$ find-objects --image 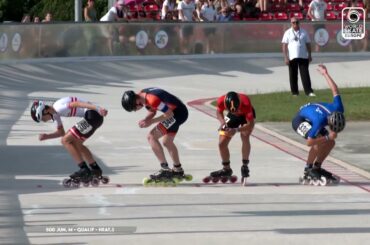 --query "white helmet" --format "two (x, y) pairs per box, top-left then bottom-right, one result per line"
(30, 100), (46, 122)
